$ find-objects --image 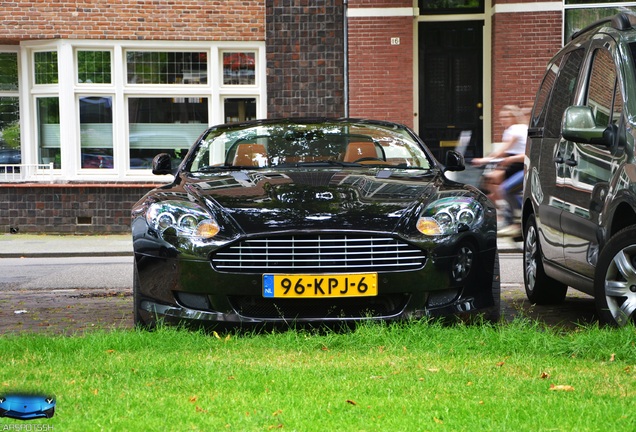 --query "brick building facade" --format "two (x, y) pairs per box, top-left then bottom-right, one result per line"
(347, 7), (414, 127)
(0, 0), (626, 233)
(491, 3), (562, 141)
